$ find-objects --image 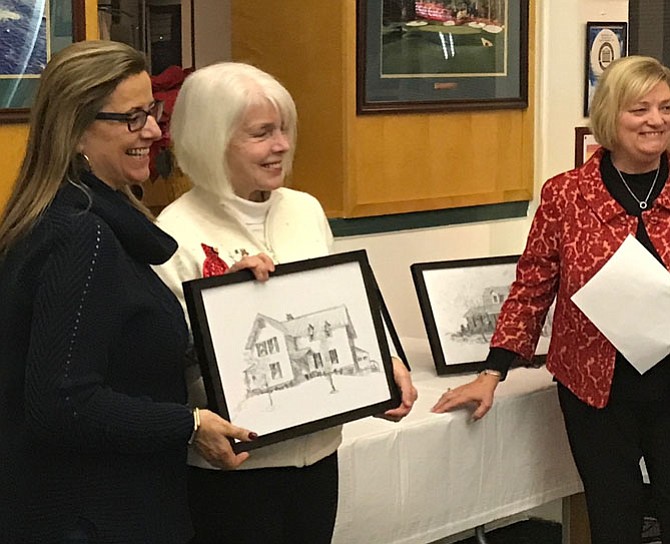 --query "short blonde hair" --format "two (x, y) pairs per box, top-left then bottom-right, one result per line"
(170, 62), (297, 198)
(590, 55), (670, 150)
